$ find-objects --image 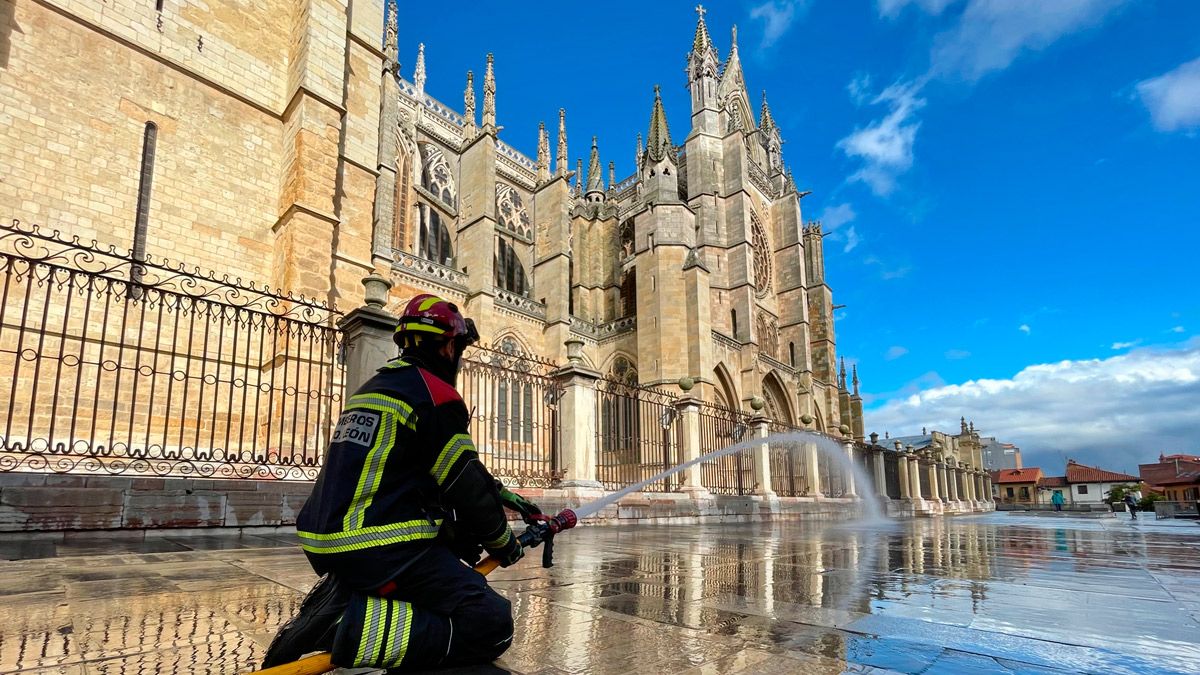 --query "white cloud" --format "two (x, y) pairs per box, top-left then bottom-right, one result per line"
(818, 203), (857, 230)
(1018, 324), (1031, 334)
(843, 226), (861, 253)
(1172, 326), (1186, 334)
(945, 349), (971, 360)
(878, 0), (958, 19)
(837, 80), (926, 196)
(750, 1), (806, 49)
(1111, 340), (1142, 350)
(930, 0), (1130, 82)
(1135, 55), (1200, 133)
(847, 73), (874, 106)
(866, 340), (1200, 471)
(886, 345), (909, 360)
